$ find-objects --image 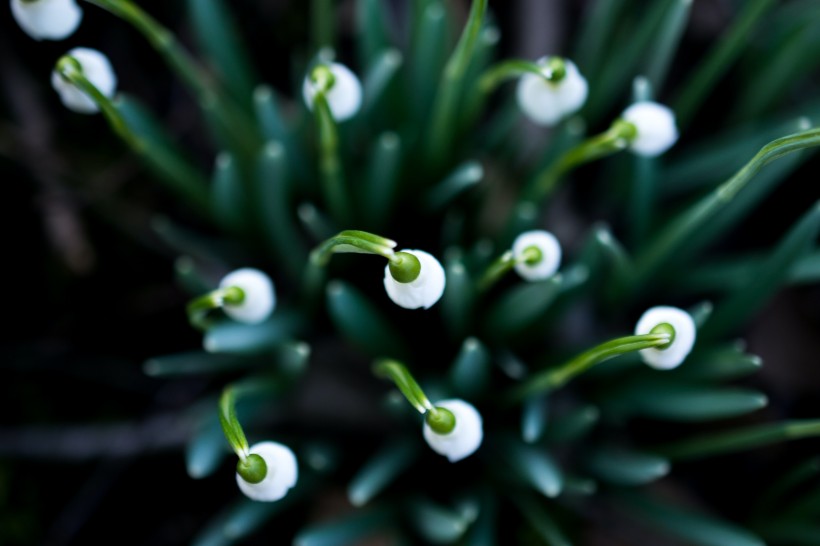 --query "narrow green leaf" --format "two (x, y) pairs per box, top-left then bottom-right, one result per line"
(114, 94), (211, 213)
(643, 0), (692, 92)
(410, 498), (471, 544)
(256, 141), (307, 281)
(702, 201), (820, 340)
(187, 0), (256, 107)
(587, 447), (670, 486)
(361, 49), (403, 118)
(295, 508), (392, 546)
(513, 494), (571, 546)
(410, 2), (449, 120)
(348, 440), (418, 507)
(174, 255), (212, 296)
(297, 203), (337, 242)
(666, 342), (762, 382)
(621, 492), (766, 546)
(450, 337), (491, 398)
(441, 248), (475, 341)
(151, 216), (227, 264)
(363, 132), (402, 229)
(186, 414), (228, 480)
(609, 385), (768, 422)
(203, 310), (304, 355)
(326, 281), (409, 359)
(684, 249), (820, 294)
(311, 0), (335, 52)
(425, 161), (483, 212)
(254, 86), (310, 181)
(672, 0), (777, 128)
(573, 0), (629, 81)
(504, 441), (564, 498)
(143, 351), (251, 377)
(484, 275), (563, 341)
(356, 0), (391, 69)
(211, 153), (247, 234)
(545, 406), (600, 444)
(754, 457), (820, 517)
(521, 394), (548, 444)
